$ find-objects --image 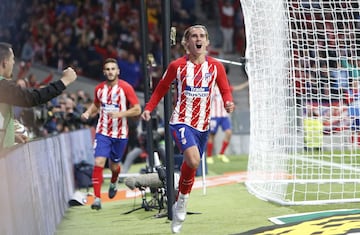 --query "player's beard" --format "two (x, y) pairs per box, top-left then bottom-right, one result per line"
(106, 75), (118, 83)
